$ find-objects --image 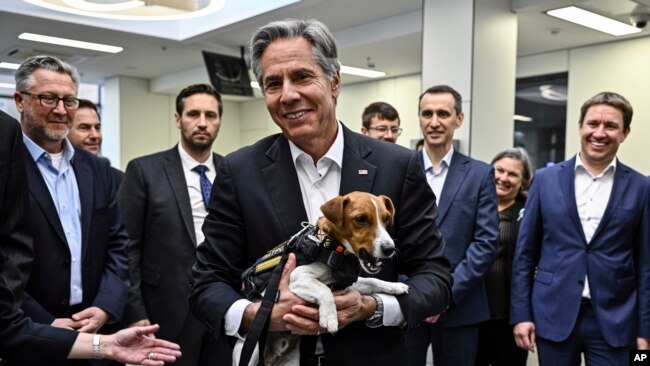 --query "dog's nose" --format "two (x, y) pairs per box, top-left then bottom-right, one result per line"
(380, 243), (395, 257)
